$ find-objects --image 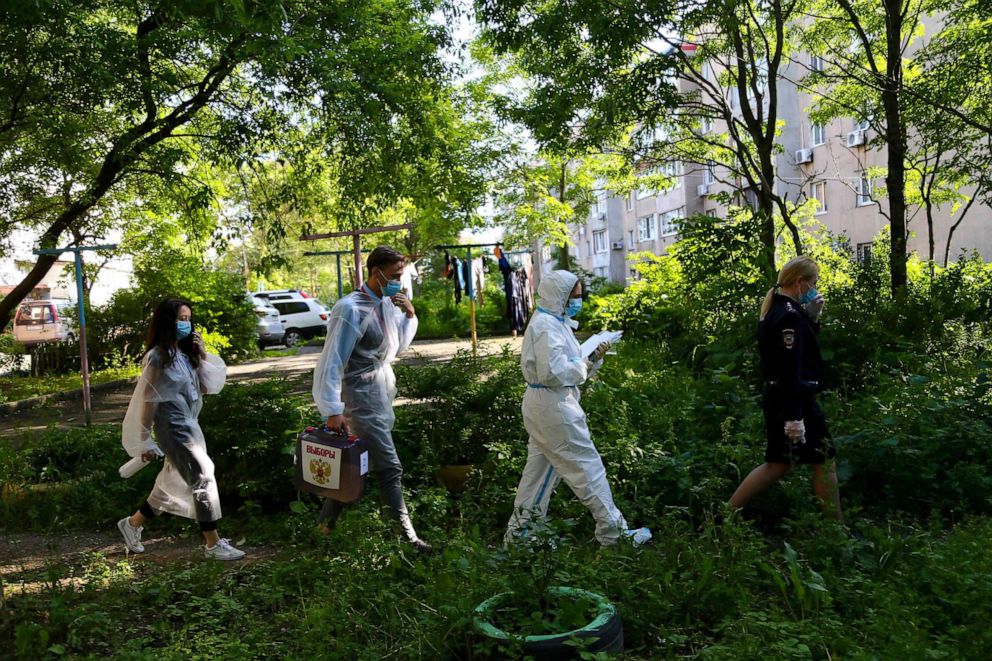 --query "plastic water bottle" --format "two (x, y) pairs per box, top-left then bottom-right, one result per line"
(119, 456), (149, 479)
